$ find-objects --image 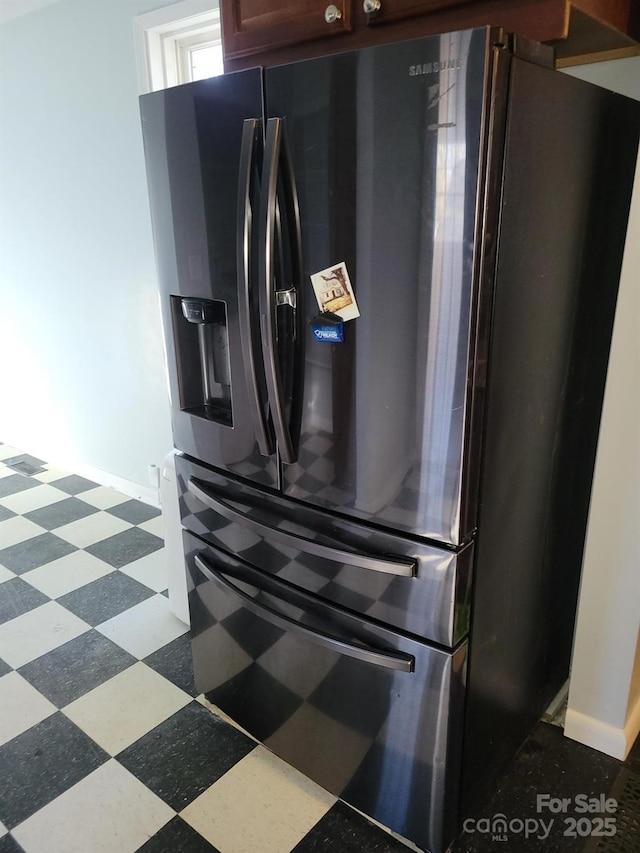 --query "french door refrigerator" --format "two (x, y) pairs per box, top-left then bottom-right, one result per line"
(140, 27), (639, 853)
